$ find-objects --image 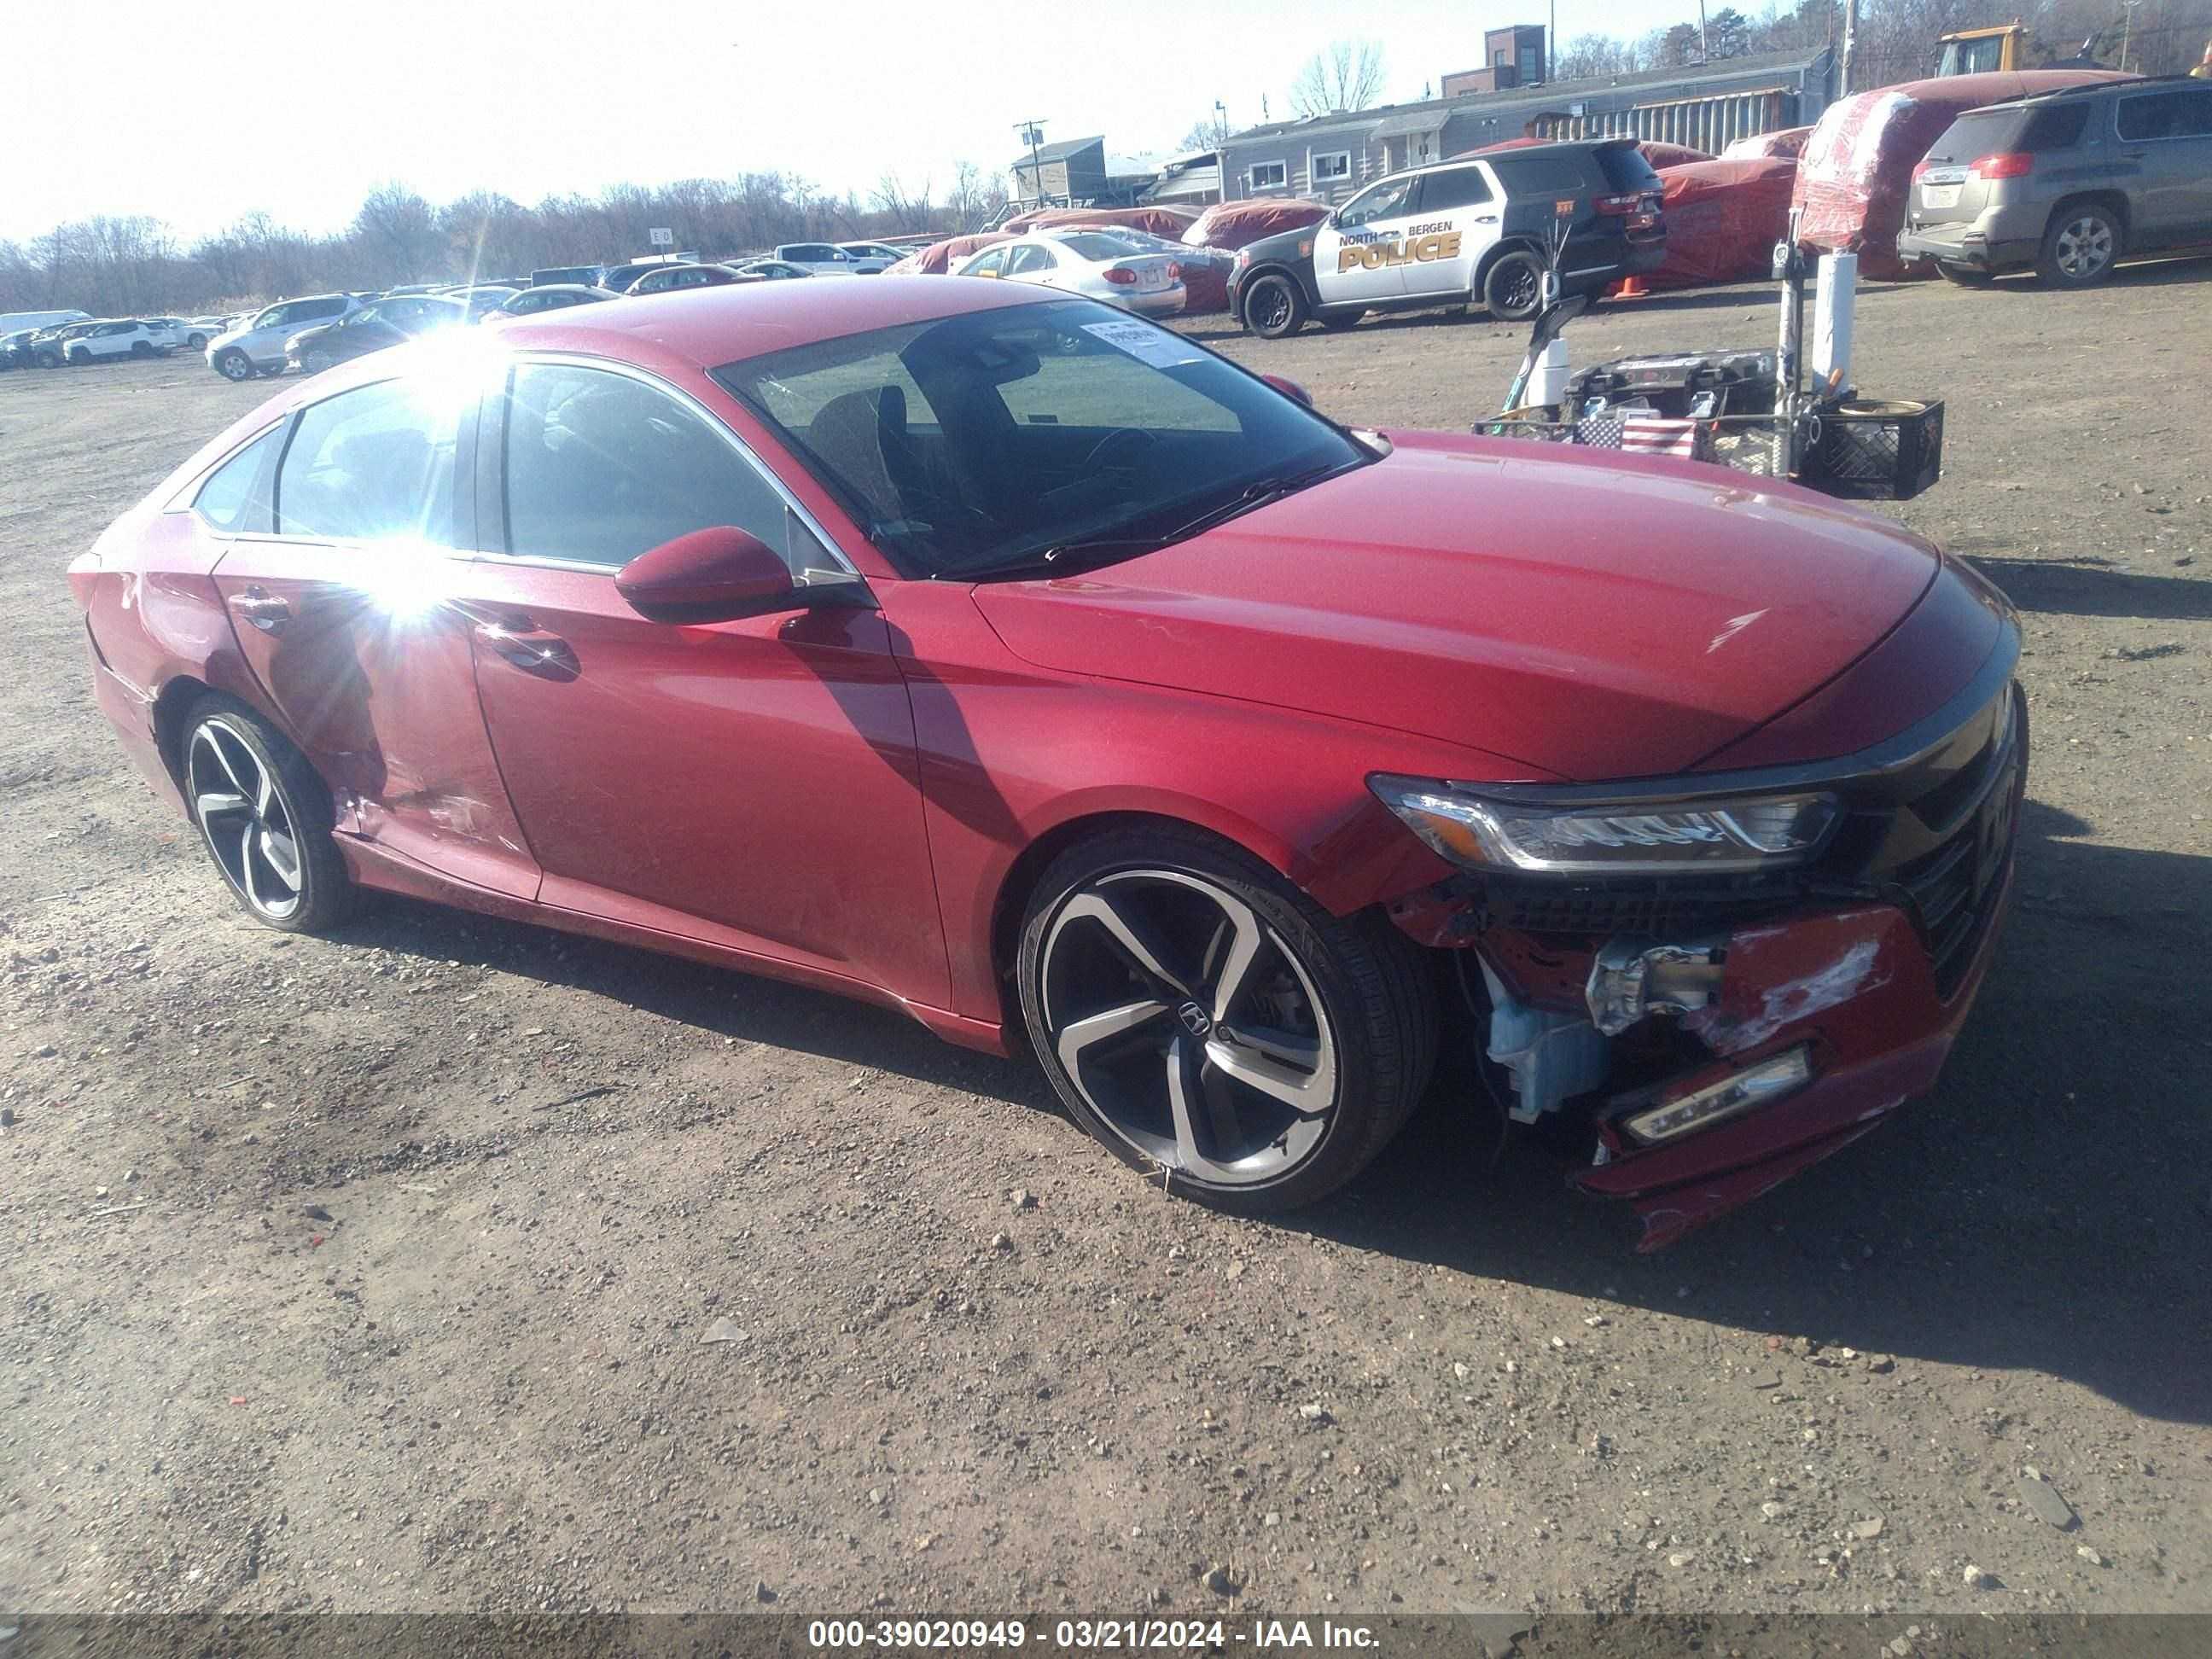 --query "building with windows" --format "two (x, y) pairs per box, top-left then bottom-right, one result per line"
(1442, 25), (1549, 96)
(1214, 46), (1835, 206)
